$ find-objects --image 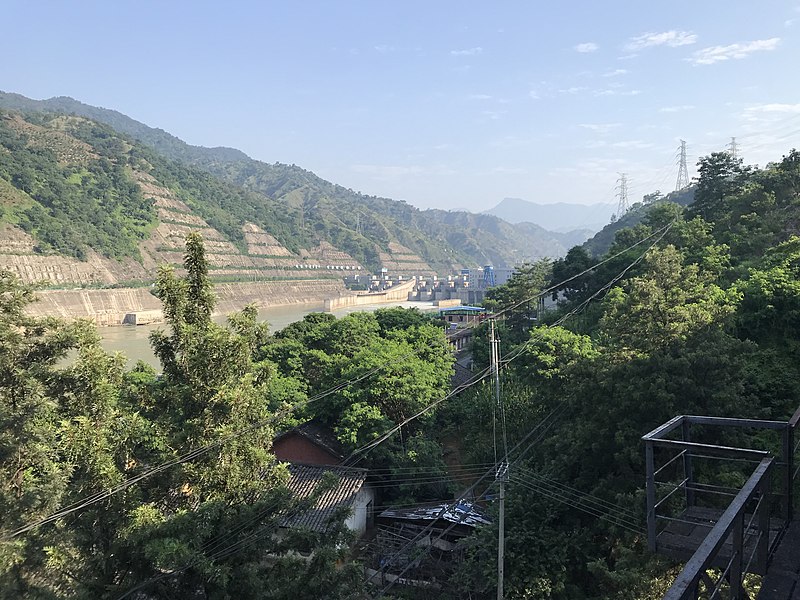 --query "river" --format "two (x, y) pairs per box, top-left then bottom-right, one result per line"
(97, 300), (438, 368)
